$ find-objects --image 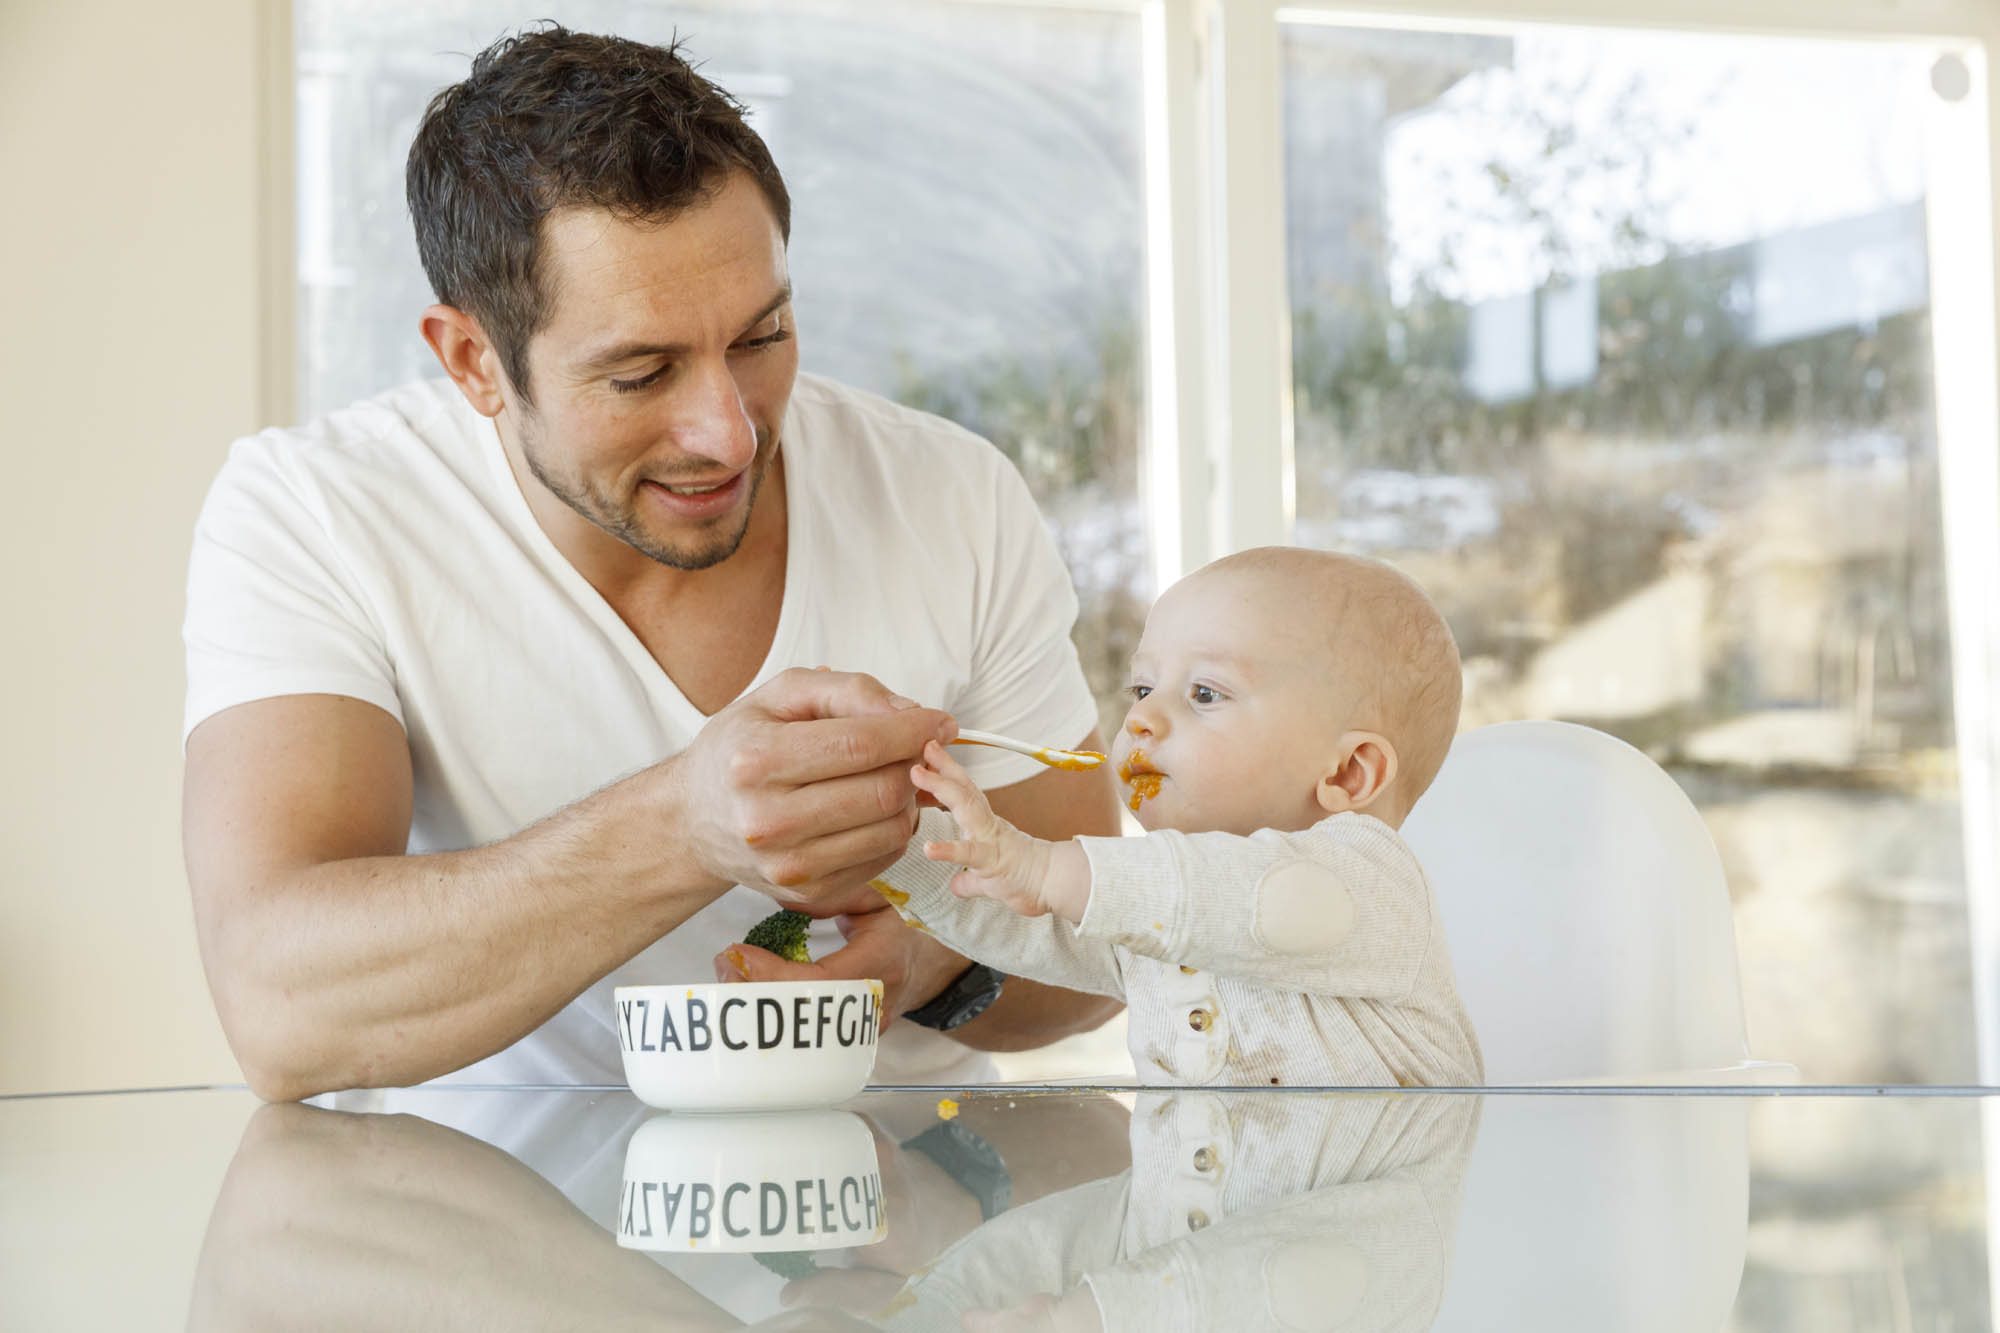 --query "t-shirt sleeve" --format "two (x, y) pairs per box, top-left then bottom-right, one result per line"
(182, 438), (402, 742)
(1075, 818), (1442, 998)
(949, 453), (1102, 788)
